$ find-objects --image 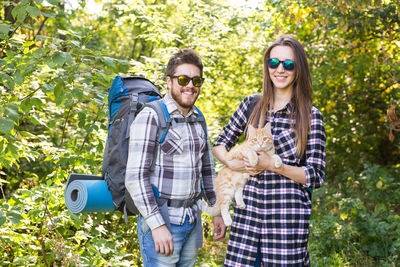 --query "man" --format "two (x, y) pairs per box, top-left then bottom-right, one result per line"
(125, 48), (226, 266)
